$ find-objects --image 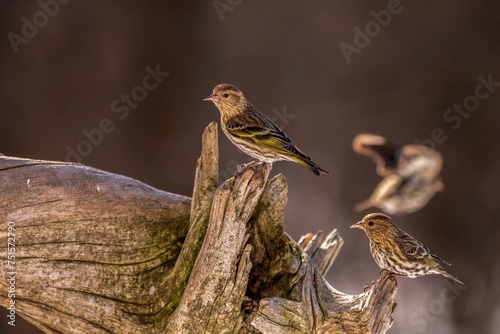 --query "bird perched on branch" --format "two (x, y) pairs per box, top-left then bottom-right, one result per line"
(352, 134), (443, 215)
(204, 84), (329, 176)
(351, 213), (463, 285)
